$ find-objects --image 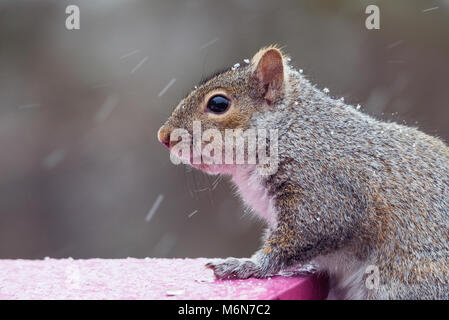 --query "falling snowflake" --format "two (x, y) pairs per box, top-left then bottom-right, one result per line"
(158, 78), (177, 97)
(145, 194), (164, 222)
